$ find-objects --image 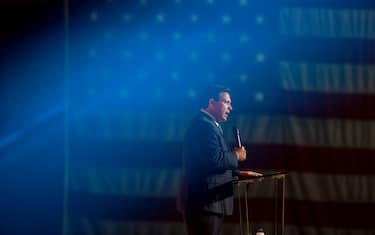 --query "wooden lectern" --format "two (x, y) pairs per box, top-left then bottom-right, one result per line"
(233, 172), (287, 235)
